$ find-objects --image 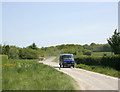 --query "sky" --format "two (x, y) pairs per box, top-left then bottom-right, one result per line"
(2, 2), (118, 48)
